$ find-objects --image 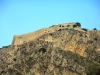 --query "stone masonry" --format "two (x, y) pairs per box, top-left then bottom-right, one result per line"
(12, 22), (81, 46)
